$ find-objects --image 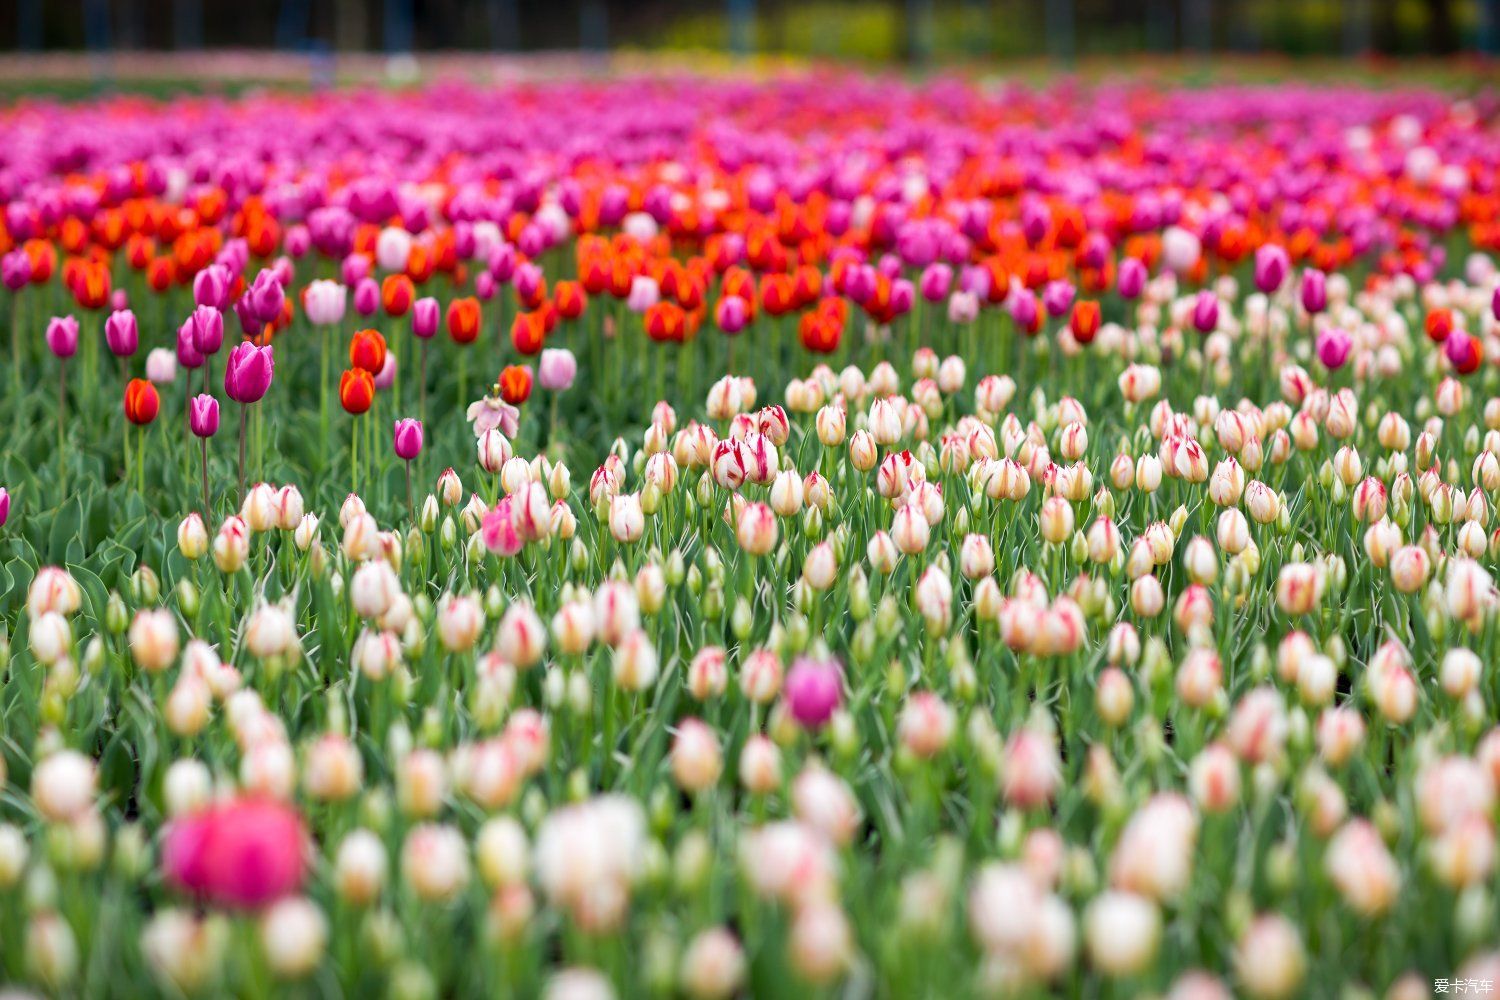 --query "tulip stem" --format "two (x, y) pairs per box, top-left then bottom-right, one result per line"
(238, 403), (247, 507)
(351, 417), (359, 497)
(201, 436), (211, 524)
(405, 460), (415, 525)
(56, 361), (66, 497)
(419, 339), (428, 428)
